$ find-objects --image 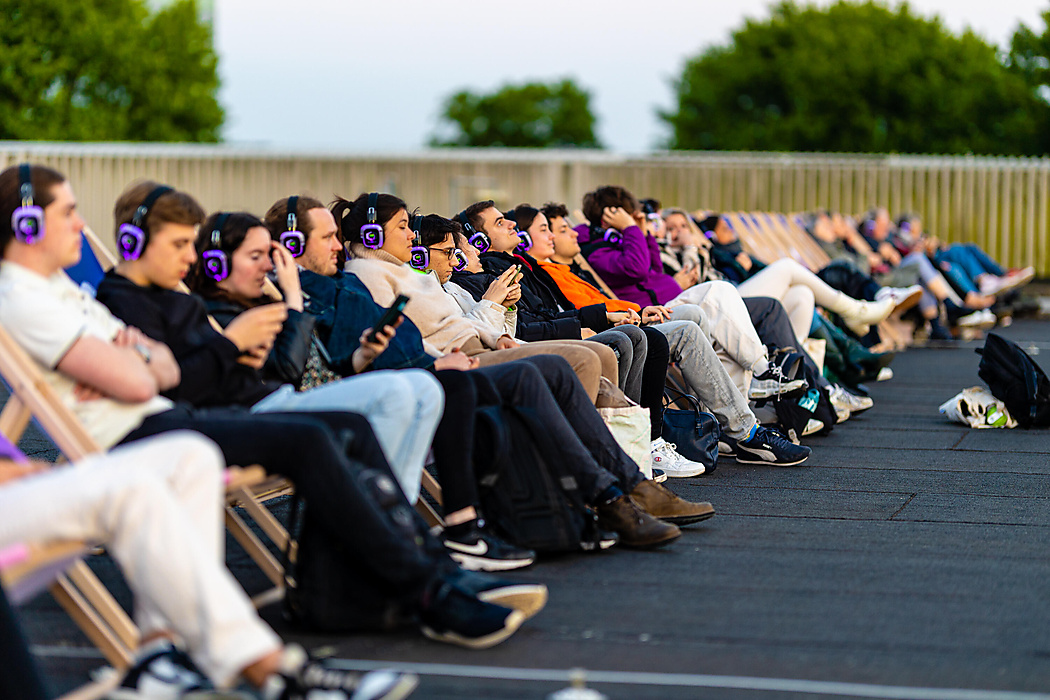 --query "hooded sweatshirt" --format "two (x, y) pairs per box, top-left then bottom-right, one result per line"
(574, 223), (683, 306)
